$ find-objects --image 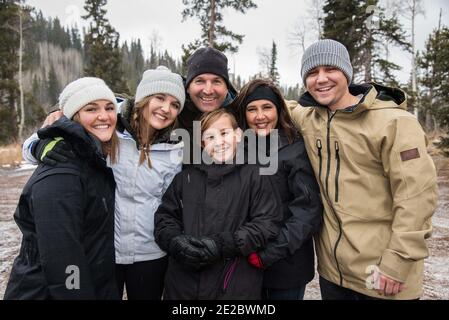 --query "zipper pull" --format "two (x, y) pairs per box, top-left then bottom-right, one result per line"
(335, 141), (339, 157)
(316, 139), (322, 153)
